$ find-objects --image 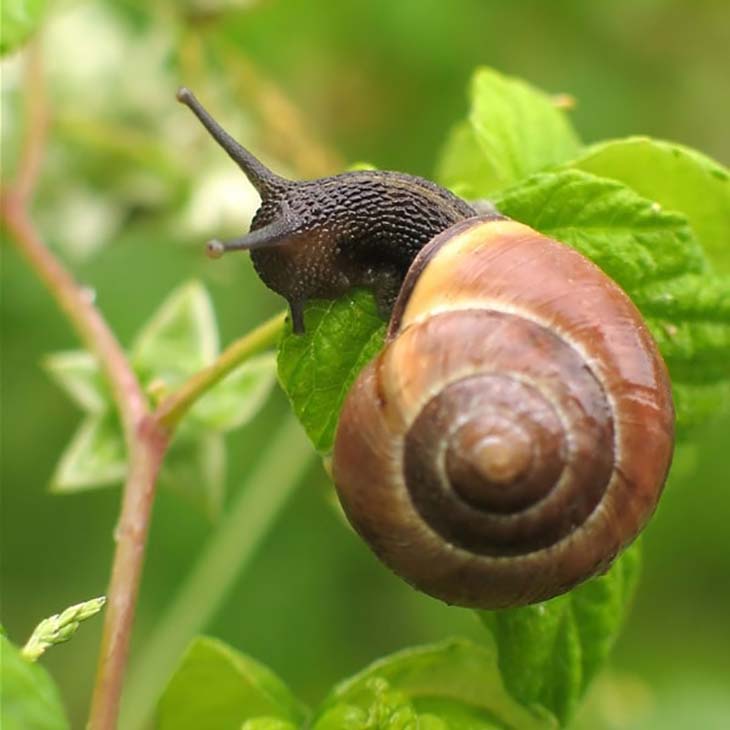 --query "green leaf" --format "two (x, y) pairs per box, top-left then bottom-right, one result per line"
(0, 0), (46, 56)
(156, 636), (308, 730)
(45, 281), (276, 506)
(50, 414), (126, 492)
(241, 719), (298, 730)
(44, 352), (126, 493)
(314, 678), (454, 730)
(312, 704), (370, 730)
(413, 699), (503, 730)
(348, 161), (378, 172)
(436, 122), (498, 200)
(493, 169), (705, 289)
(494, 169), (730, 429)
(479, 545), (641, 726)
(568, 137), (730, 274)
(315, 679), (418, 730)
(43, 351), (109, 414)
(277, 289), (387, 453)
(437, 68), (580, 196)
(670, 381), (730, 433)
(132, 281), (219, 388)
(47, 281), (224, 420)
(315, 639), (554, 730)
(21, 596), (106, 662)
(639, 273), (730, 384)
(0, 635), (69, 730)
(190, 353), (277, 432)
(159, 433), (226, 521)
